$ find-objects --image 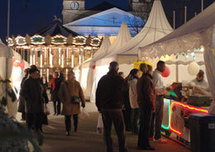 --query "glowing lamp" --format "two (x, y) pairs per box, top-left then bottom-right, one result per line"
(161, 66), (170, 77)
